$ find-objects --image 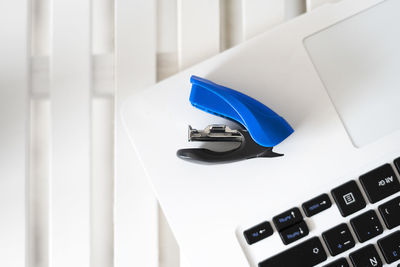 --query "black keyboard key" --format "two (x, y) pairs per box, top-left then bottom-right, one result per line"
(359, 163), (400, 203)
(322, 223), (355, 256)
(349, 244), (383, 267)
(279, 220), (309, 245)
(395, 157), (400, 173)
(302, 194), (332, 217)
(272, 207), (302, 231)
(323, 258), (350, 267)
(378, 231), (400, 264)
(258, 237), (327, 267)
(331, 180), (366, 217)
(379, 196), (400, 229)
(350, 210), (383, 243)
(243, 221), (273, 245)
